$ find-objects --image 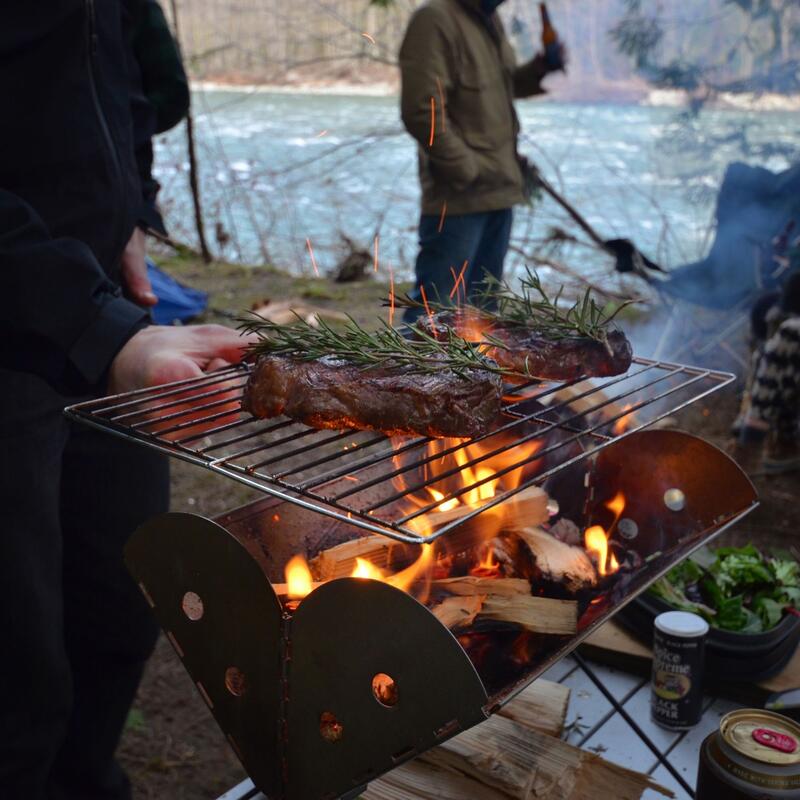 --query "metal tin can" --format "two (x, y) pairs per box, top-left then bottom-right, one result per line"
(650, 610), (708, 730)
(696, 709), (800, 799)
